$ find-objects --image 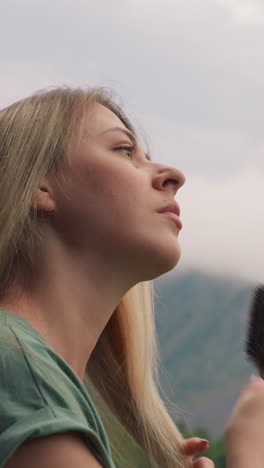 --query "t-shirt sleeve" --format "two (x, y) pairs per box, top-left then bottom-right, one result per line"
(0, 327), (114, 468)
(0, 405), (109, 468)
